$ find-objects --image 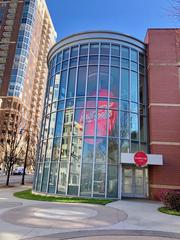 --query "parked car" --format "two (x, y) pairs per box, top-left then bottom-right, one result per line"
(12, 167), (24, 175)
